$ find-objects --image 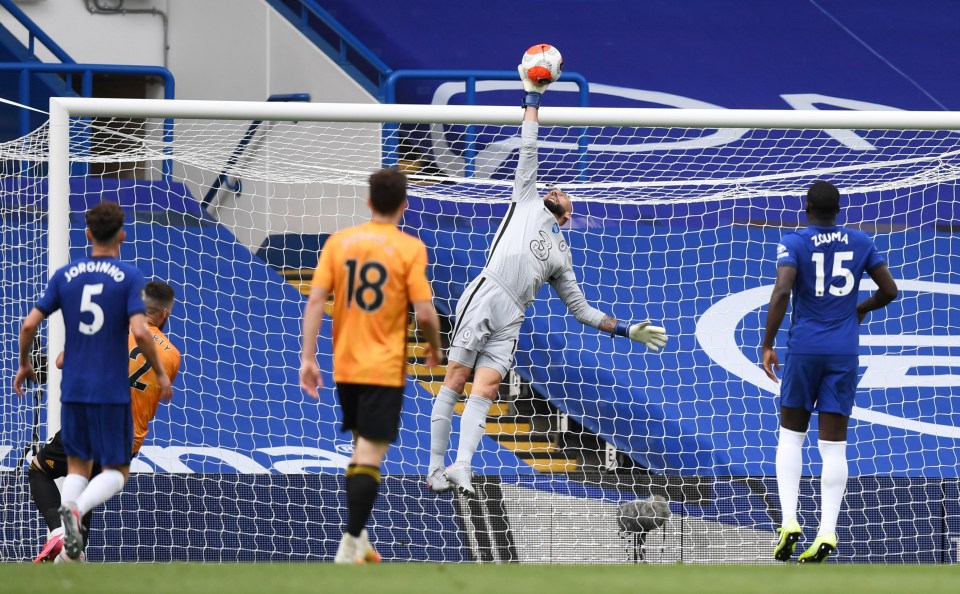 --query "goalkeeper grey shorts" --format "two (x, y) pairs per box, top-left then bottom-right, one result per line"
(447, 275), (523, 379)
